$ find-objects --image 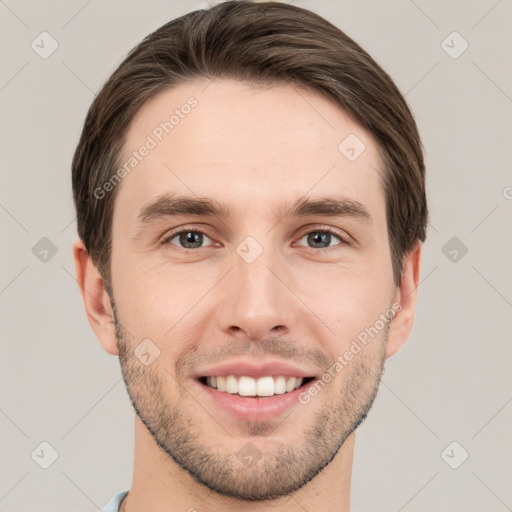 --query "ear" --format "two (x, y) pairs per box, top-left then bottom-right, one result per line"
(386, 243), (422, 358)
(72, 237), (119, 355)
